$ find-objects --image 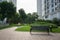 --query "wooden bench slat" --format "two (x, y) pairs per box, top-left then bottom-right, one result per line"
(30, 26), (50, 35)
